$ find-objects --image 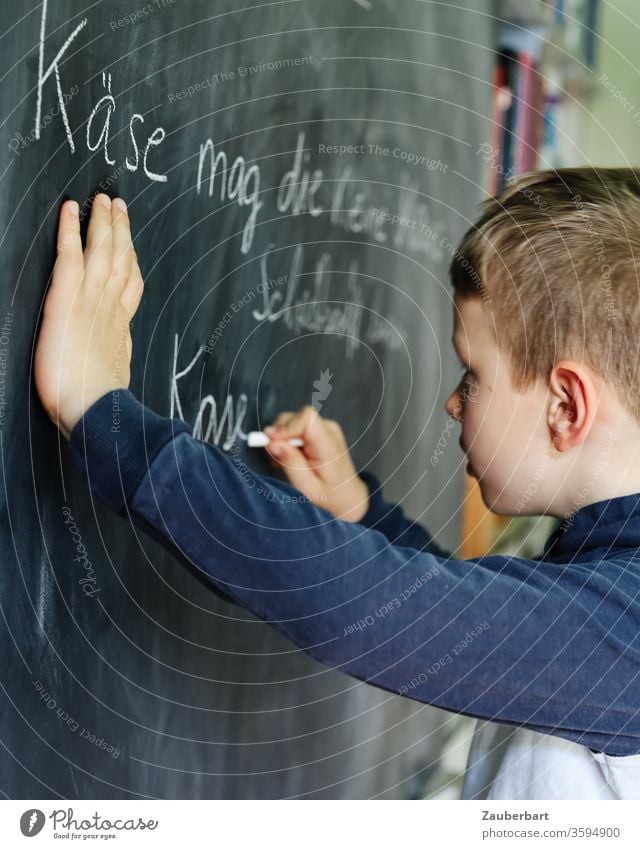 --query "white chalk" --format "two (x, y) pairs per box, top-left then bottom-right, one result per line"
(246, 431), (304, 448)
